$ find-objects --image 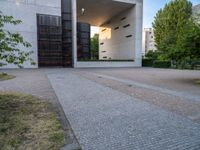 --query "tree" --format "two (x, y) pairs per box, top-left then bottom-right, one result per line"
(90, 34), (99, 60)
(0, 12), (35, 68)
(176, 16), (200, 61)
(153, 0), (193, 61)
(145, 50), (160, 60)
